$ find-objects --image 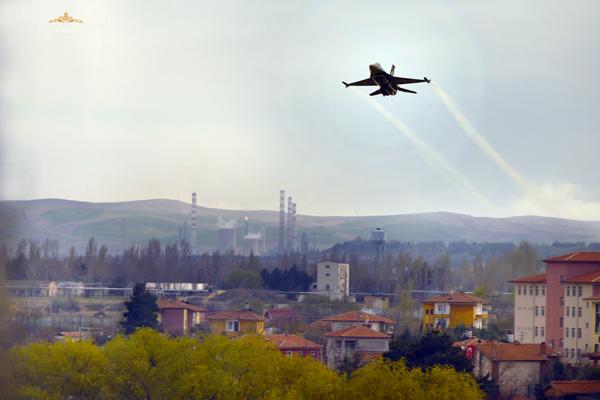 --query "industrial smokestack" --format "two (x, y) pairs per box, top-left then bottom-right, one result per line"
(278, 190), (285, 254)
(292, 202), (297, 252)
(286, 196), (293, 252)
(191, 192), (197, 255)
